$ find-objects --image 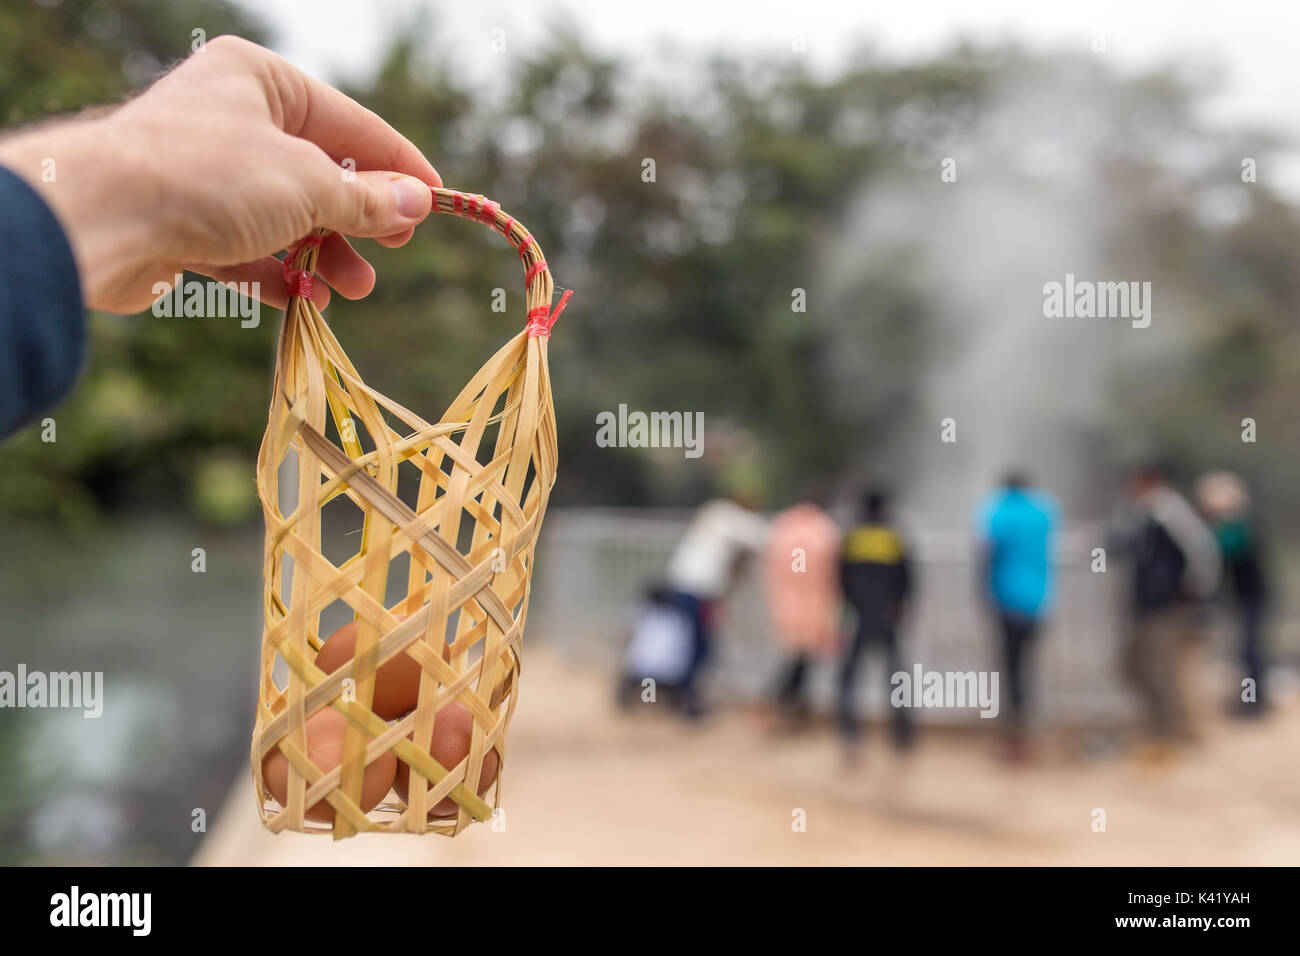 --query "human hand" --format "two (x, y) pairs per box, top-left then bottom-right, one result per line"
(0, 35), (440, 314)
